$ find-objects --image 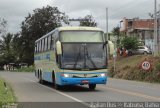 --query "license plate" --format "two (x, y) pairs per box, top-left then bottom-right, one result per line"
(81, 80), (89, 84)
